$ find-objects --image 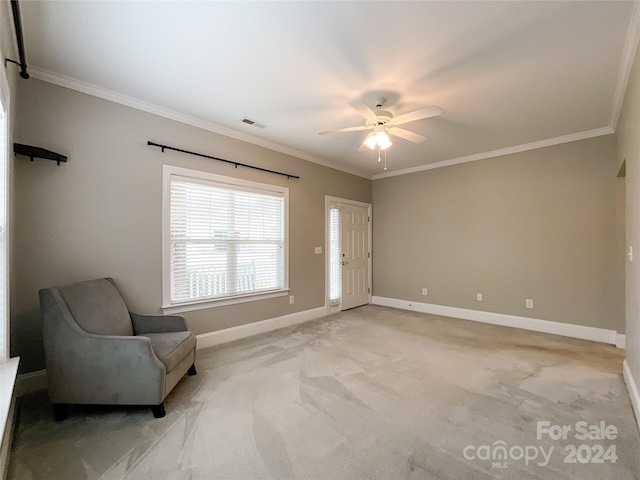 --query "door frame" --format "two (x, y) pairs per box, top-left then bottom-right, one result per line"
(324, 196), (372, 313)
